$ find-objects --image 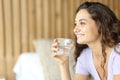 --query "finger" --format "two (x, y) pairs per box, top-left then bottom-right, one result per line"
(51, 47), (58, 53)
(53, 38), (57, 42)
(52, 42), (58, 47)
(51, 52), (58, 57)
